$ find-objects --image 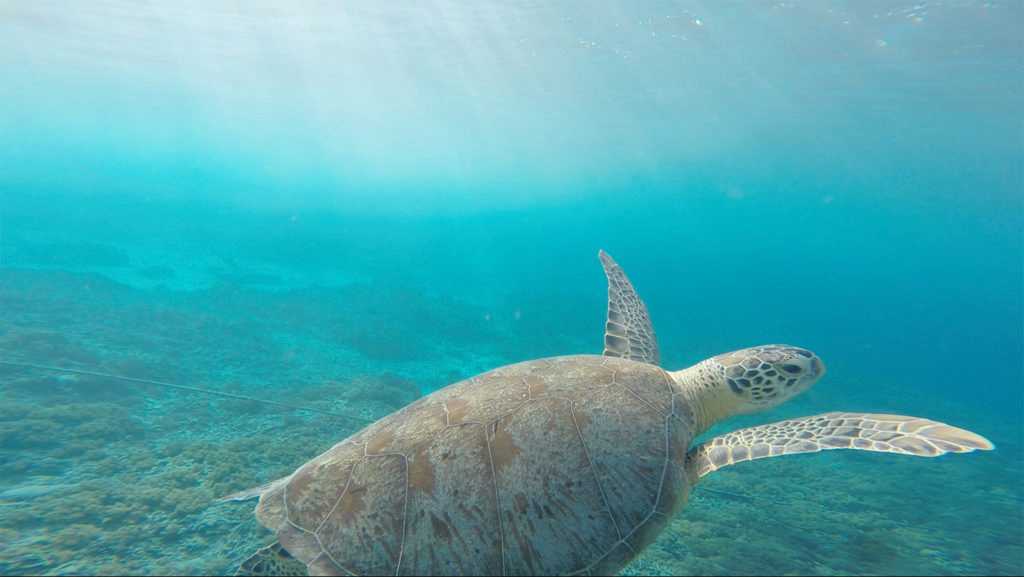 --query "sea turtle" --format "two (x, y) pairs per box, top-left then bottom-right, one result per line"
(225, 250), (992, 576)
